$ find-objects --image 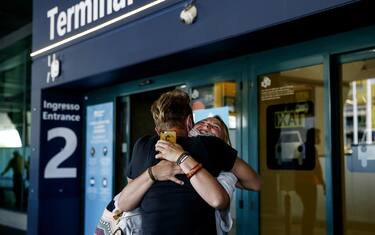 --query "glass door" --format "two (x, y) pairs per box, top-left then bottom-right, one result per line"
(190, 80), (241, 235)
(340, 51), (375, 235)
(257, 64), (328, 235)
